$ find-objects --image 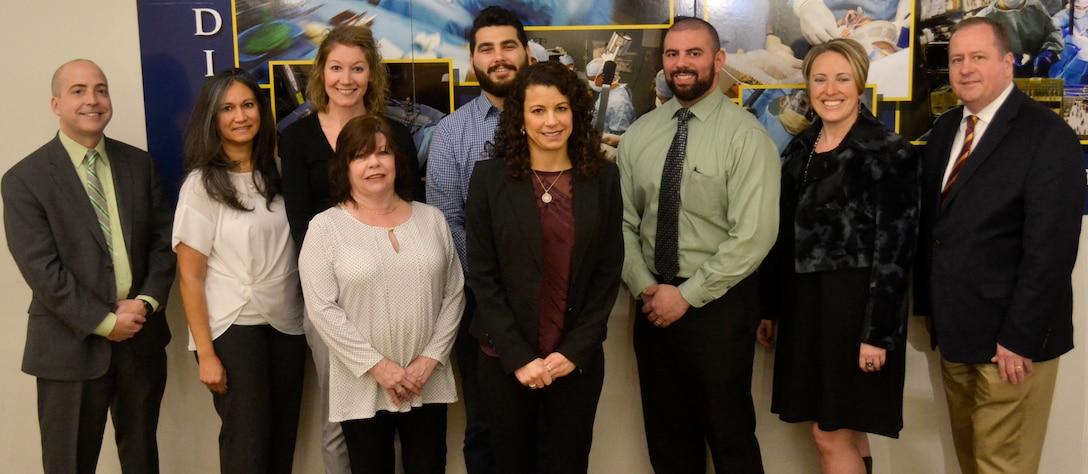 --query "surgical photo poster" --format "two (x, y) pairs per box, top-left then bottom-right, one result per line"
(137, 0), (670, 195)
(920, 0), (1088, 139)
(135, 0), (940, 197)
